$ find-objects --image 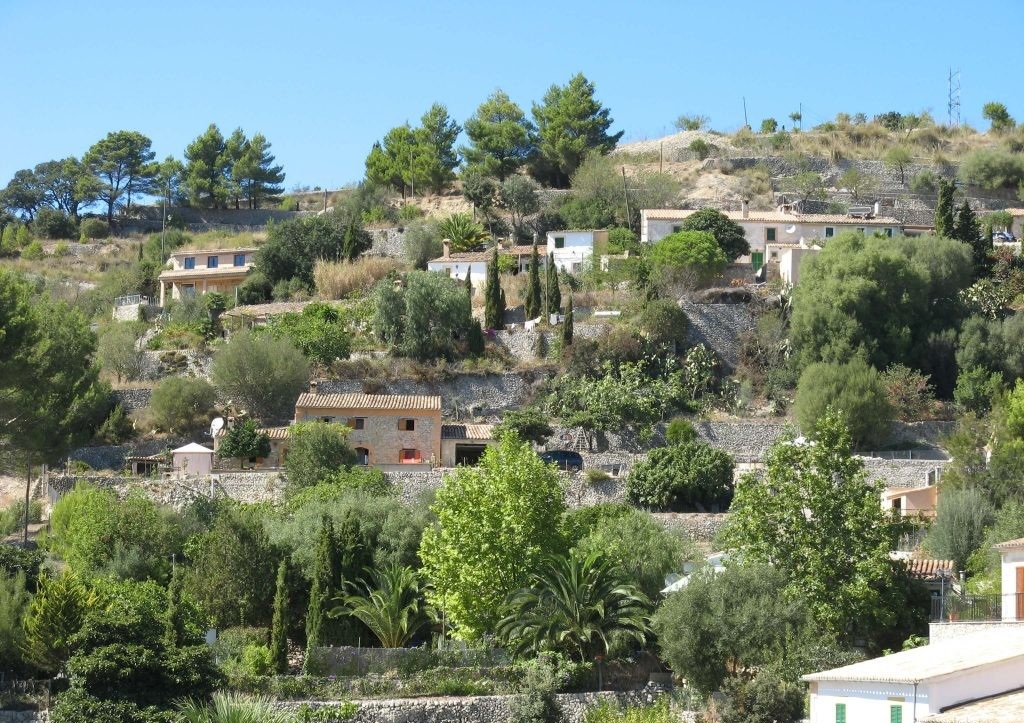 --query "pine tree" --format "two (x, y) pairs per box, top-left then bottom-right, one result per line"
(270, 559), (289, 674)
(935, 179), (956, 238)
(545, 253), (561, 317)
(562, 292), (574, 347)
(484, 246), (503, 329)
(954, 201), (978, 244)
(525, 243), (542, 320)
